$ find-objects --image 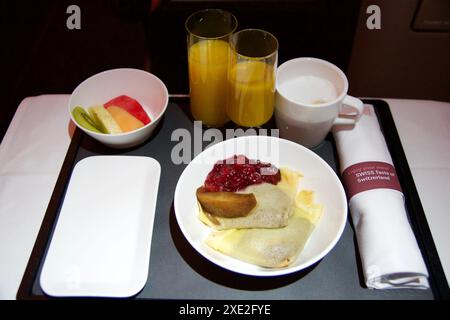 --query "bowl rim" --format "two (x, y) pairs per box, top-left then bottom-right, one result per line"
(68, 68), (169, 137)
(173, 135), (348, 277)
